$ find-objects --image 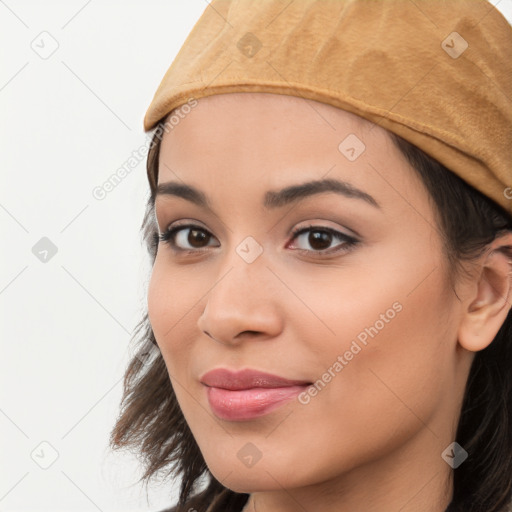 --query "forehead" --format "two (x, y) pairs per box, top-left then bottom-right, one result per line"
(159, 92), (388, 173)
(156, 92), (429, 221)
(163, 92), (376, 139)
